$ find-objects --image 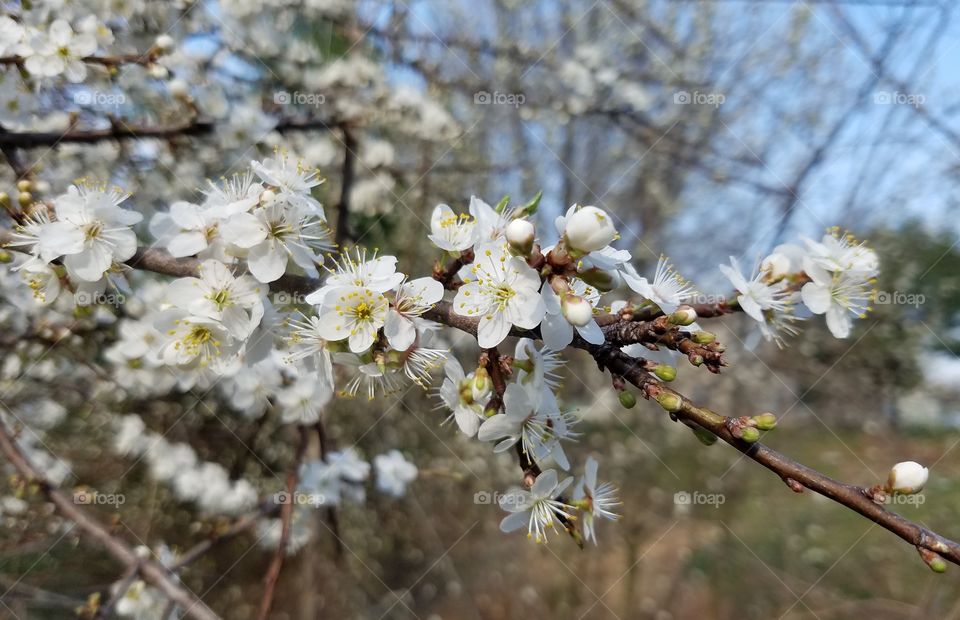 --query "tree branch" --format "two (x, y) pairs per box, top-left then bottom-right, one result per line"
(0, 416), (221, 620)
